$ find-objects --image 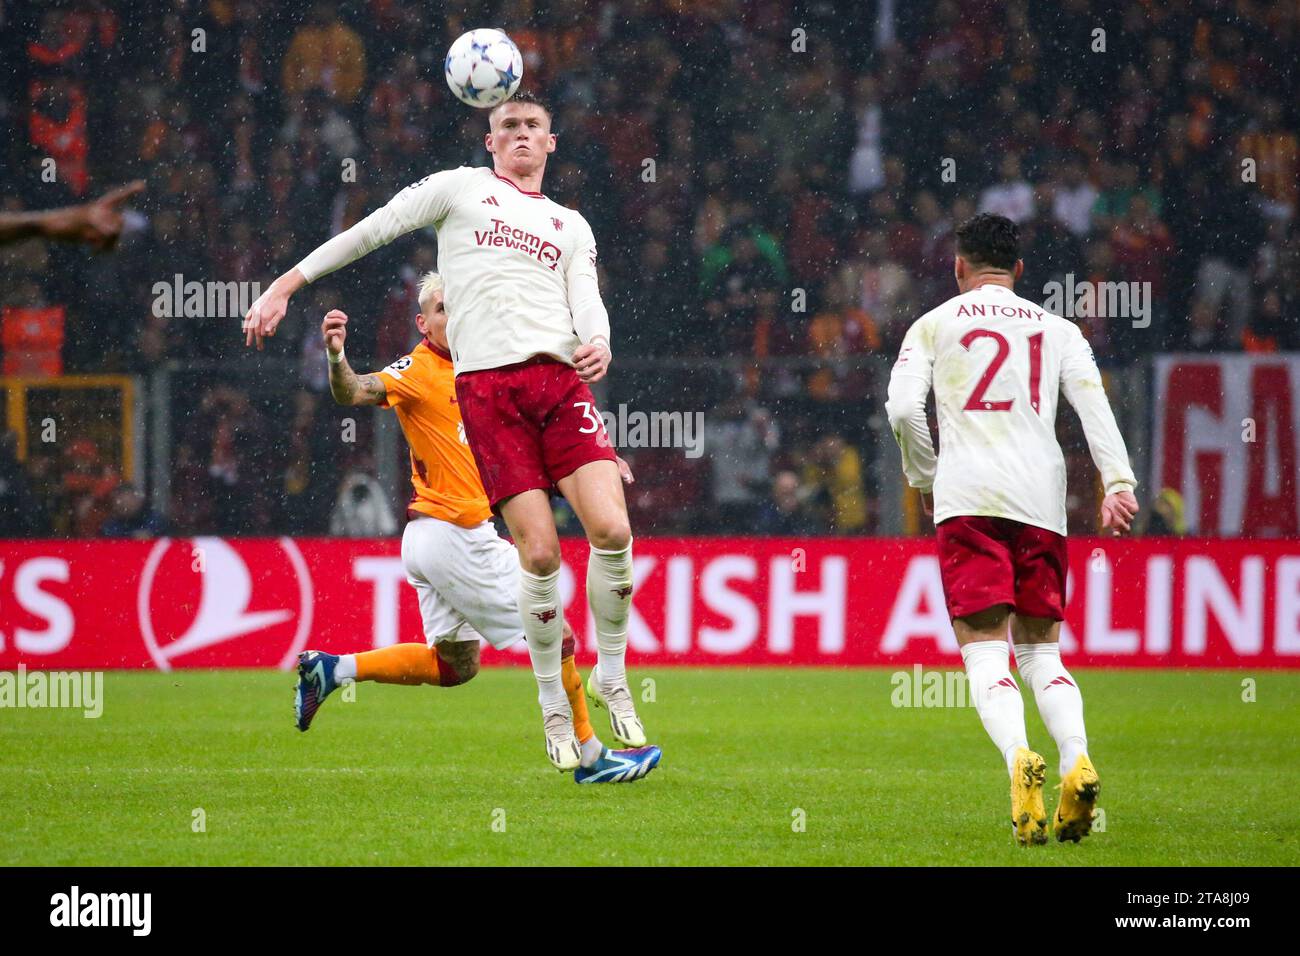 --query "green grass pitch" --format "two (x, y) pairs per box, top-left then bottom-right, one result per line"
(2, 668), (1297, 866)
